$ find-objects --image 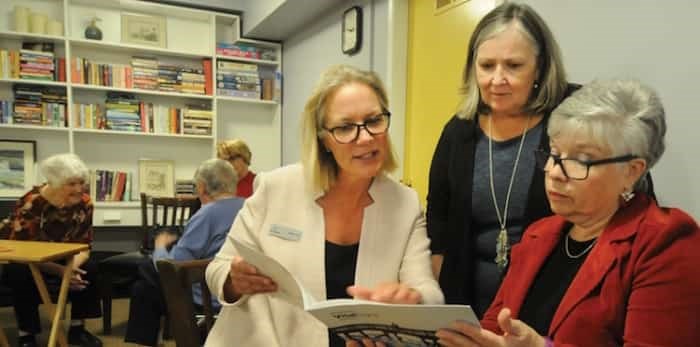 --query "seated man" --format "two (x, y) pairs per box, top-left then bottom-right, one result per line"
(124, 158), (244, 346)
(0, 153), (102, 347)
